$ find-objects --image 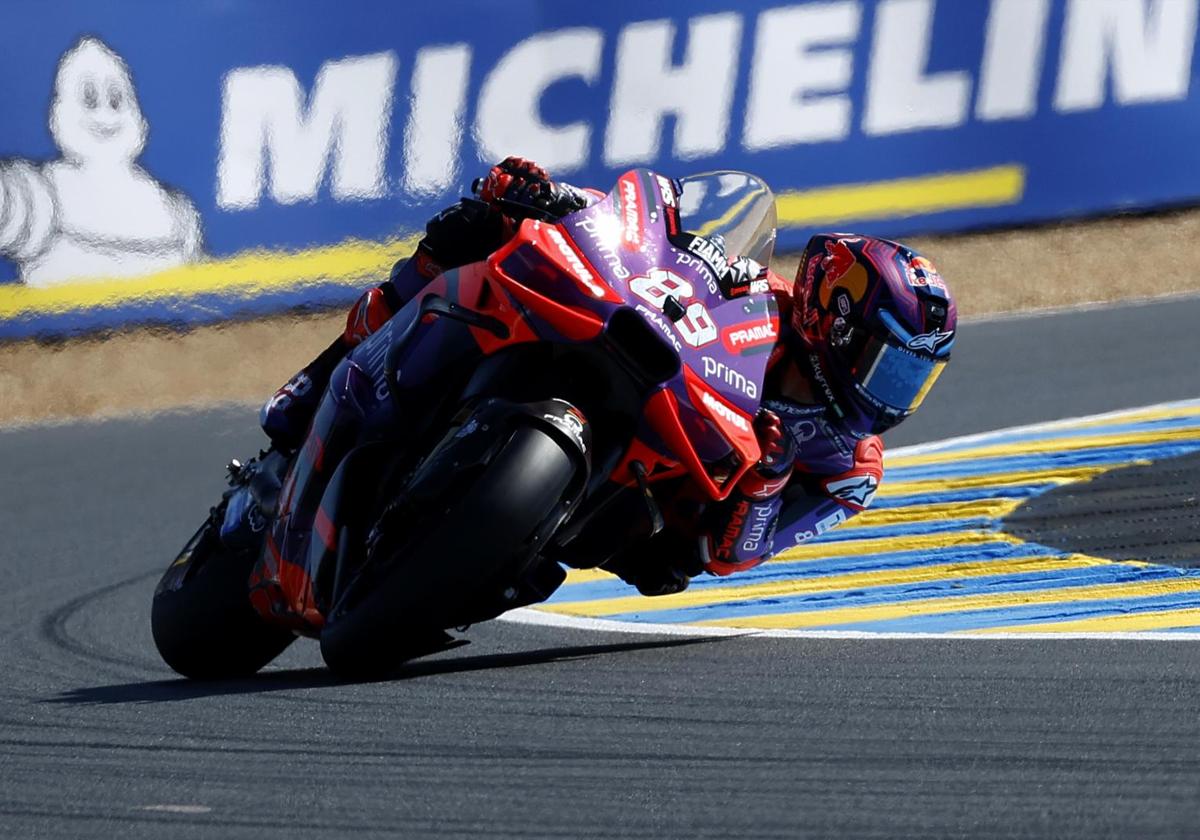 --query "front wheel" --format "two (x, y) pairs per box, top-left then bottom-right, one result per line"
(319, 425), (578, 677)
(151, 517), (295, 680)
